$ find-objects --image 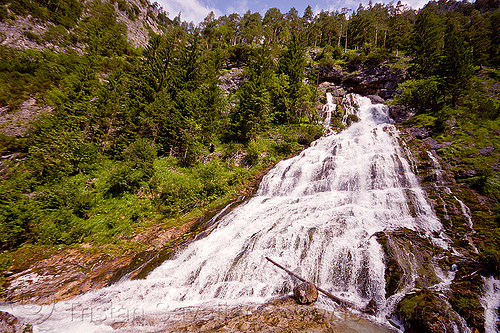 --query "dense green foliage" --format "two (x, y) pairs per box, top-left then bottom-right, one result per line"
(0, 0), (329, 251)
(0, 0), (499, 305)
